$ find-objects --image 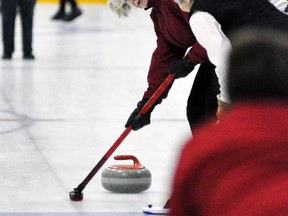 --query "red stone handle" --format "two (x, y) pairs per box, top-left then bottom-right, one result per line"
(113, 155), (144, 169)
